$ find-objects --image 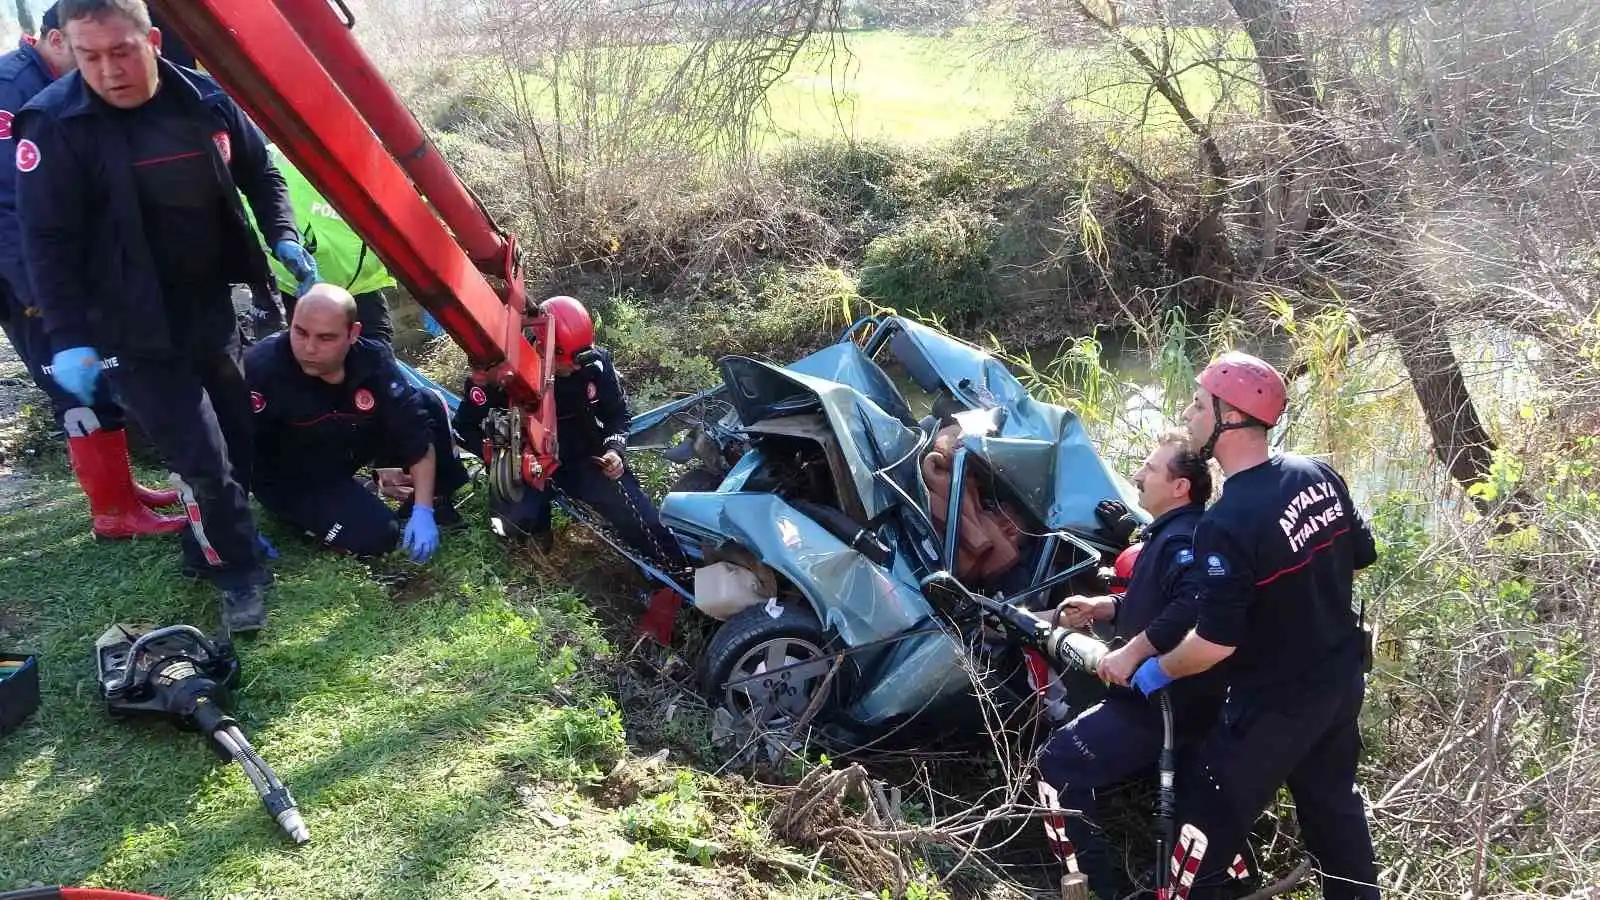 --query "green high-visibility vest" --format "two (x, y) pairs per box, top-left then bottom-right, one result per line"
(249, 145), (398, 297)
